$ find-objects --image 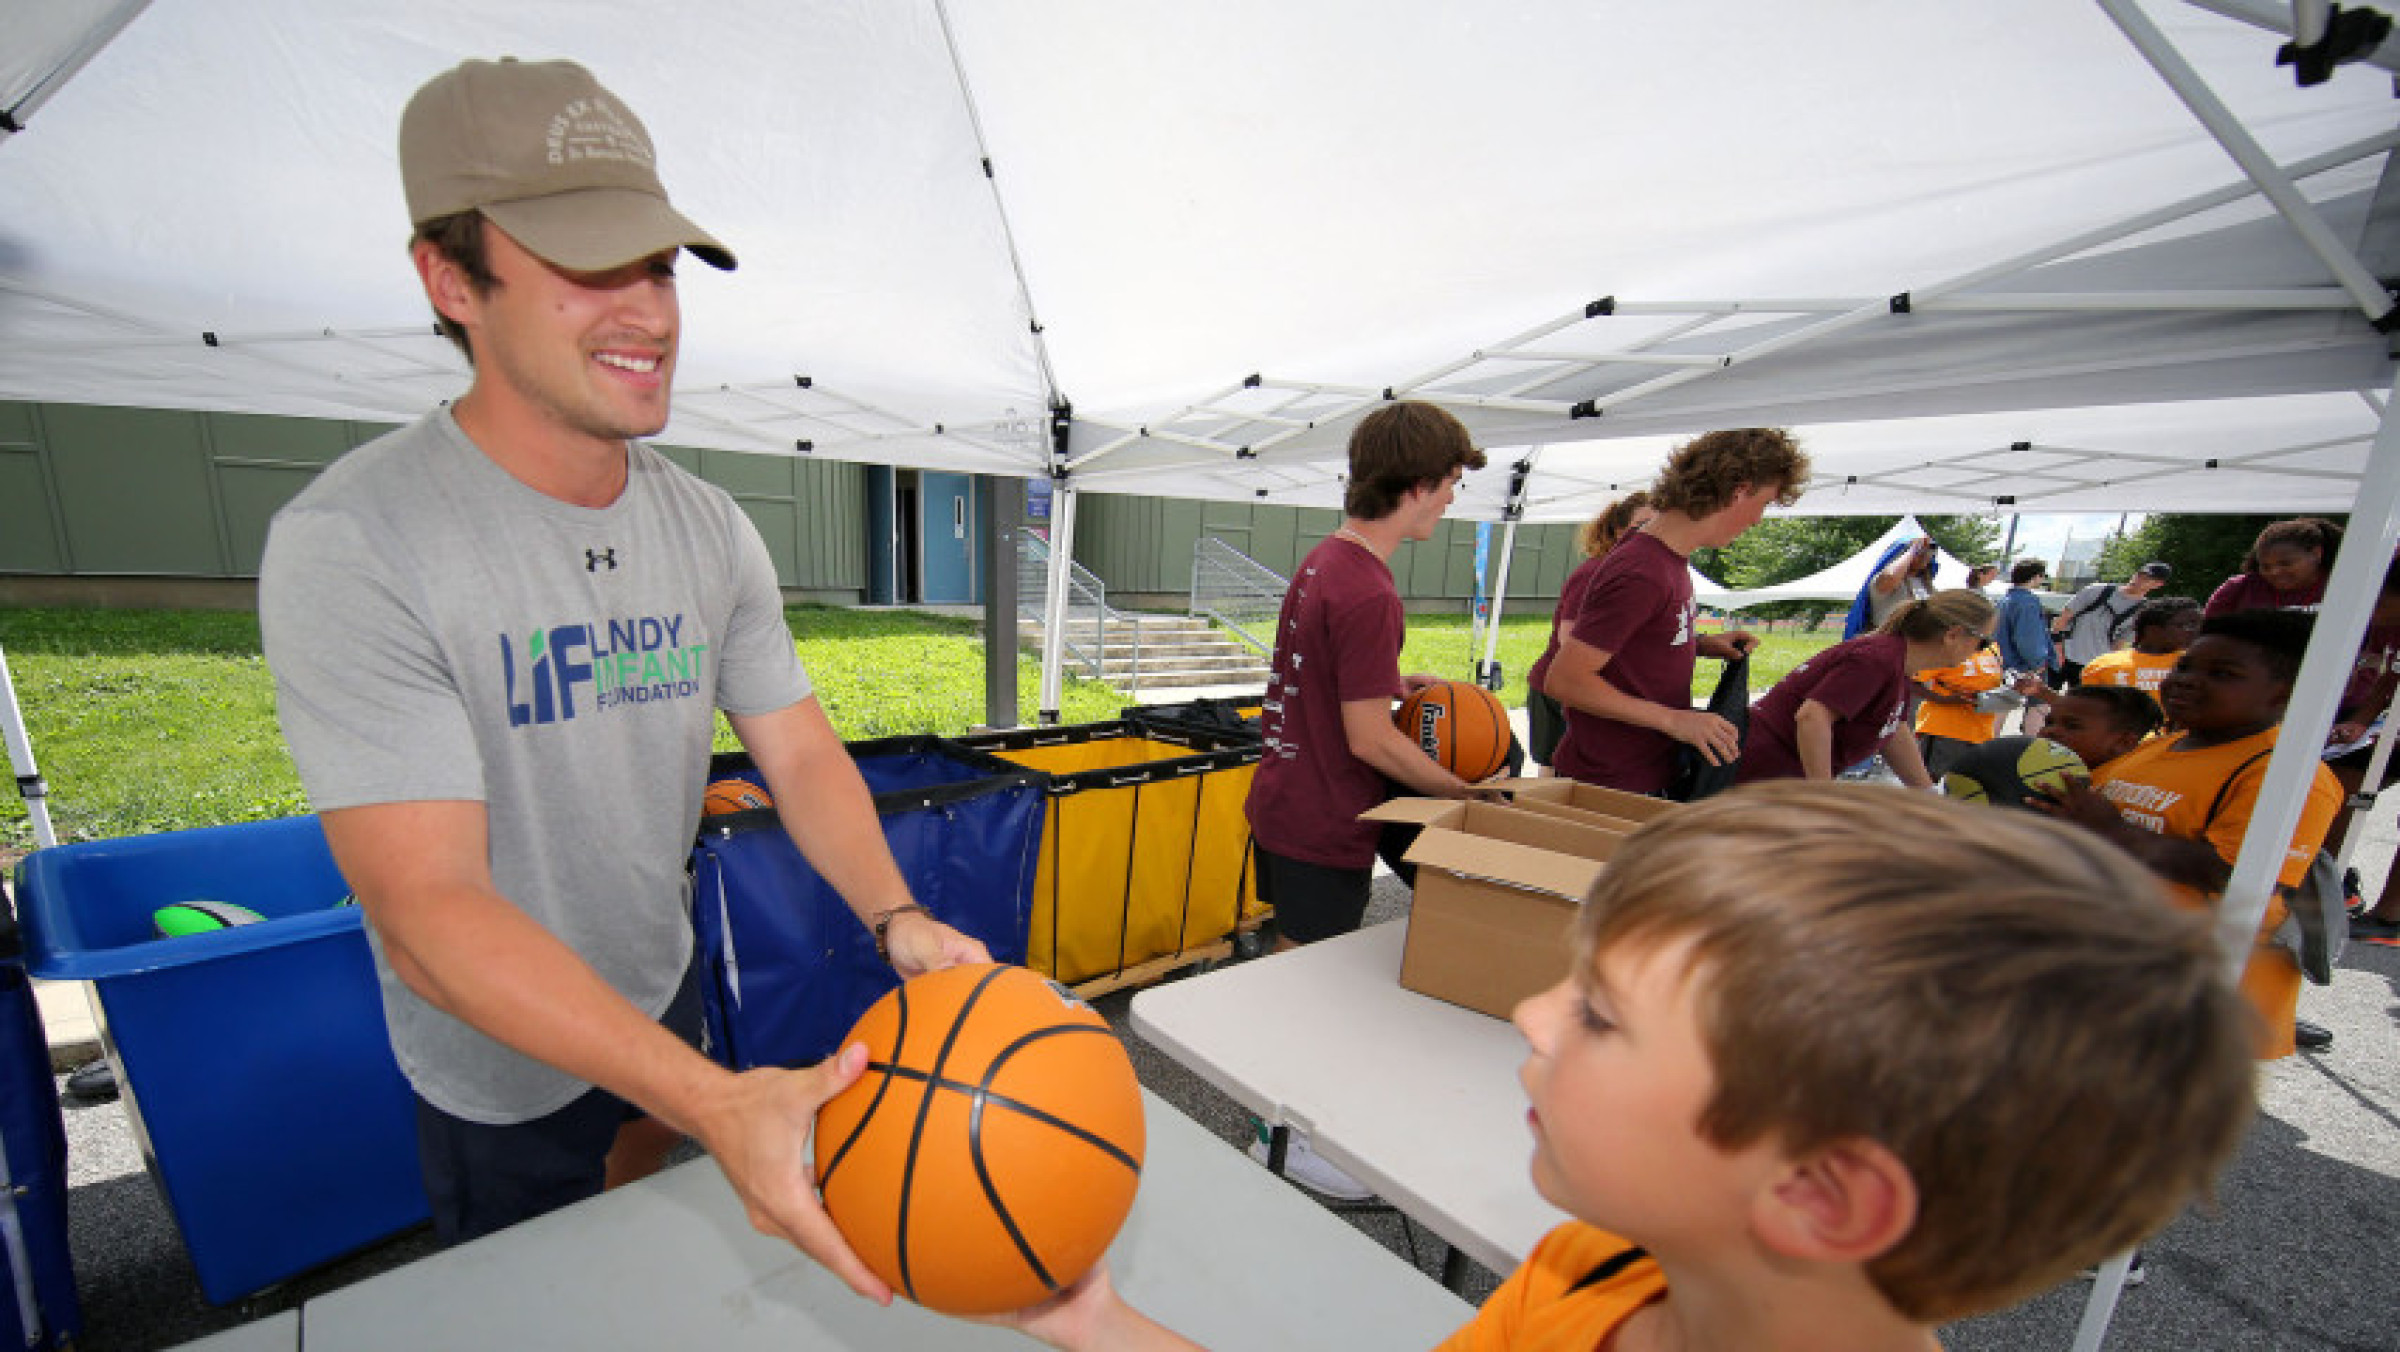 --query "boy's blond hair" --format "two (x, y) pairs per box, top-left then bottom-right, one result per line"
(1574, 782), (2255, 1322)
(1645, 428), (1809, 519)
